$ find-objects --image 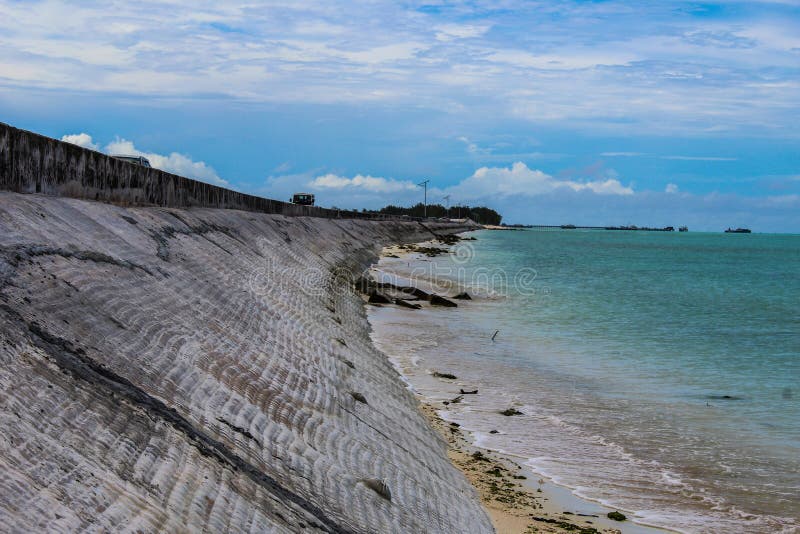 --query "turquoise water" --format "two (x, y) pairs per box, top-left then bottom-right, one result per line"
(372, 229), (800, 532)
